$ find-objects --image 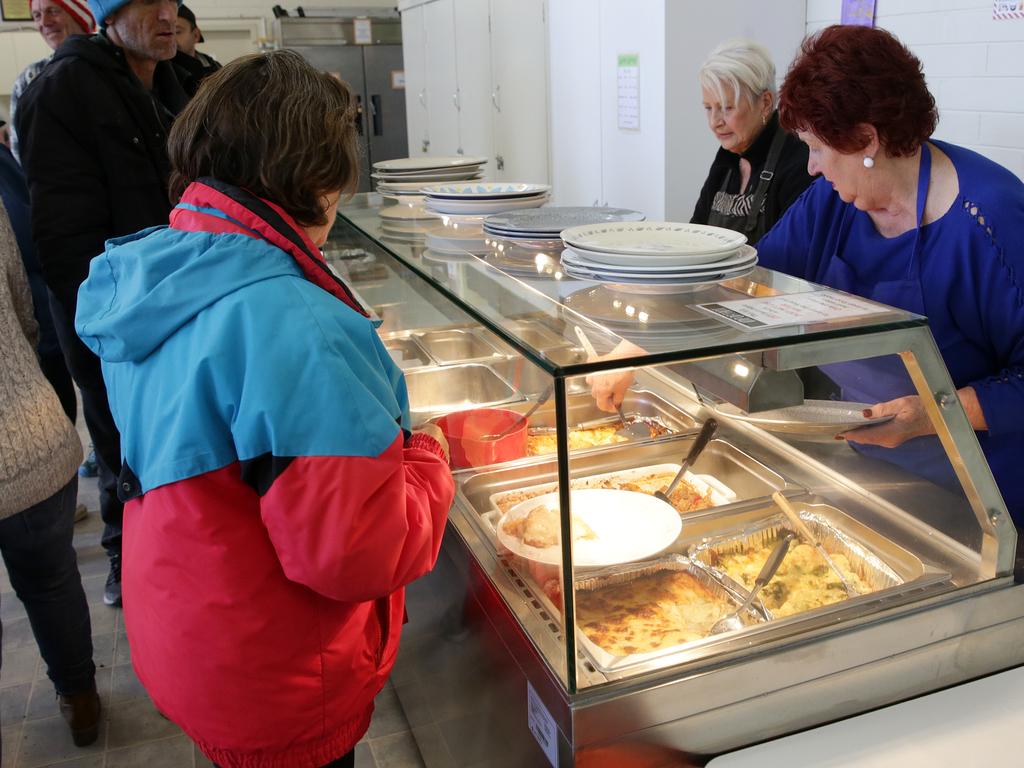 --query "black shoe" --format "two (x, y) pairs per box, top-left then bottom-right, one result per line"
(104, 554), (122, 607)
(59, 681), (101, 747)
